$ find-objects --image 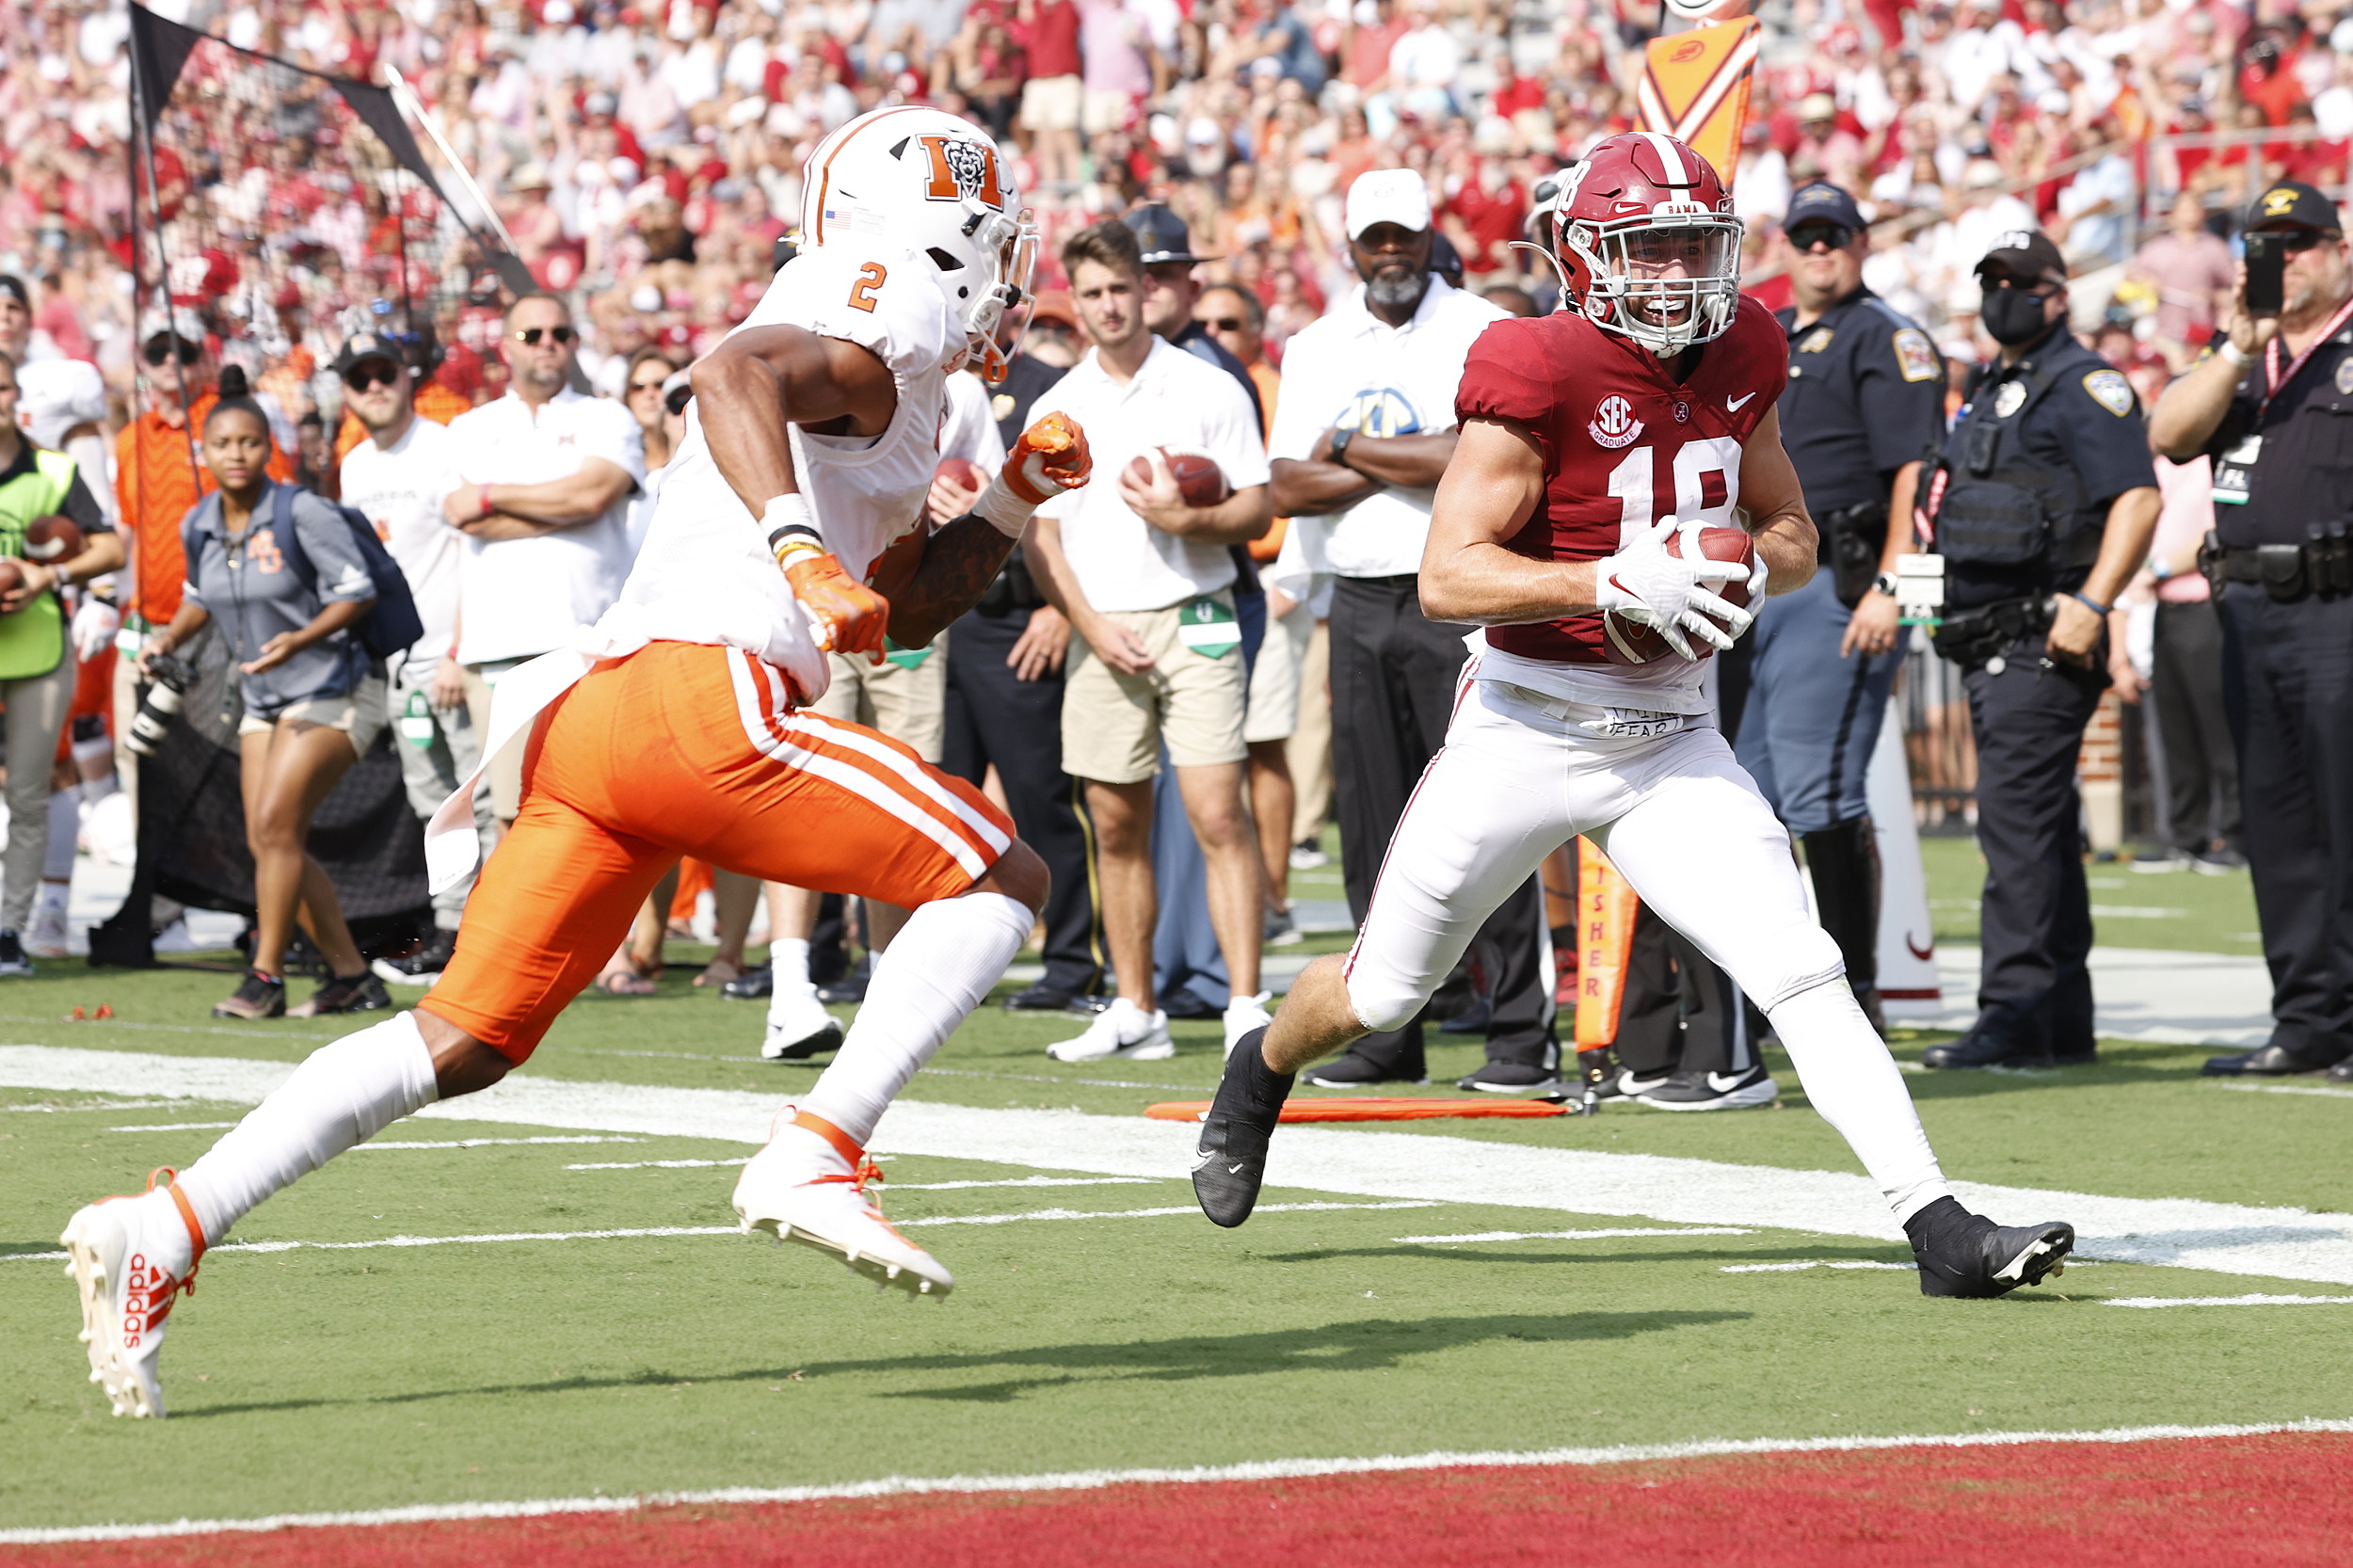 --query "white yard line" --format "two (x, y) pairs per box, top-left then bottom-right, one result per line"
(8, 1419), (2353, 1545)
(2102, 1293), (2353, 1308)
(568, 1157), (749, 1171)
(2212, 1081), (2353, 1101)
(8, 1046), (2353, 1286)
(1395, 1227), (1754, 1244)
